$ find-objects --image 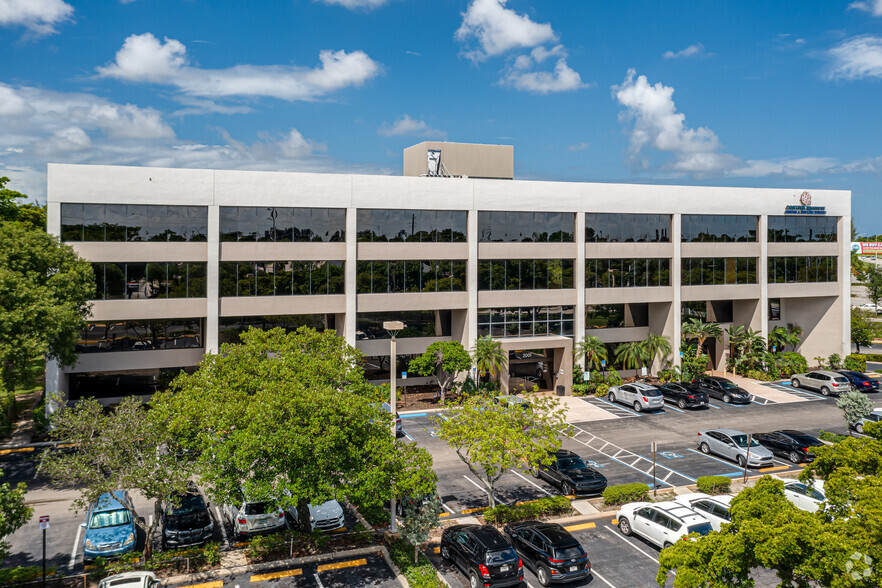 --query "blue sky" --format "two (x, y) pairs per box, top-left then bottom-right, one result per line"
(1, 0), (881, 233)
